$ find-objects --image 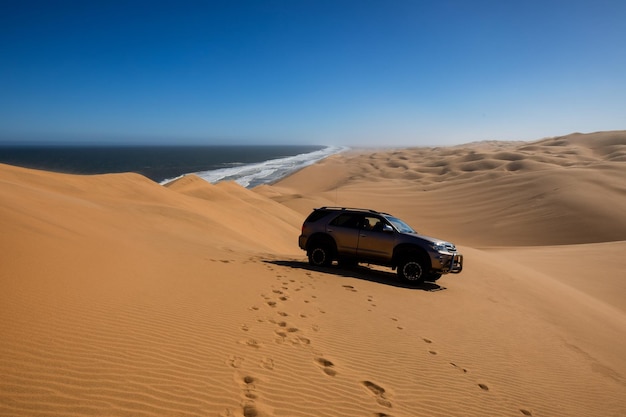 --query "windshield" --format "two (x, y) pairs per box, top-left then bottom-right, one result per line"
(386, 216), (416, 233)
